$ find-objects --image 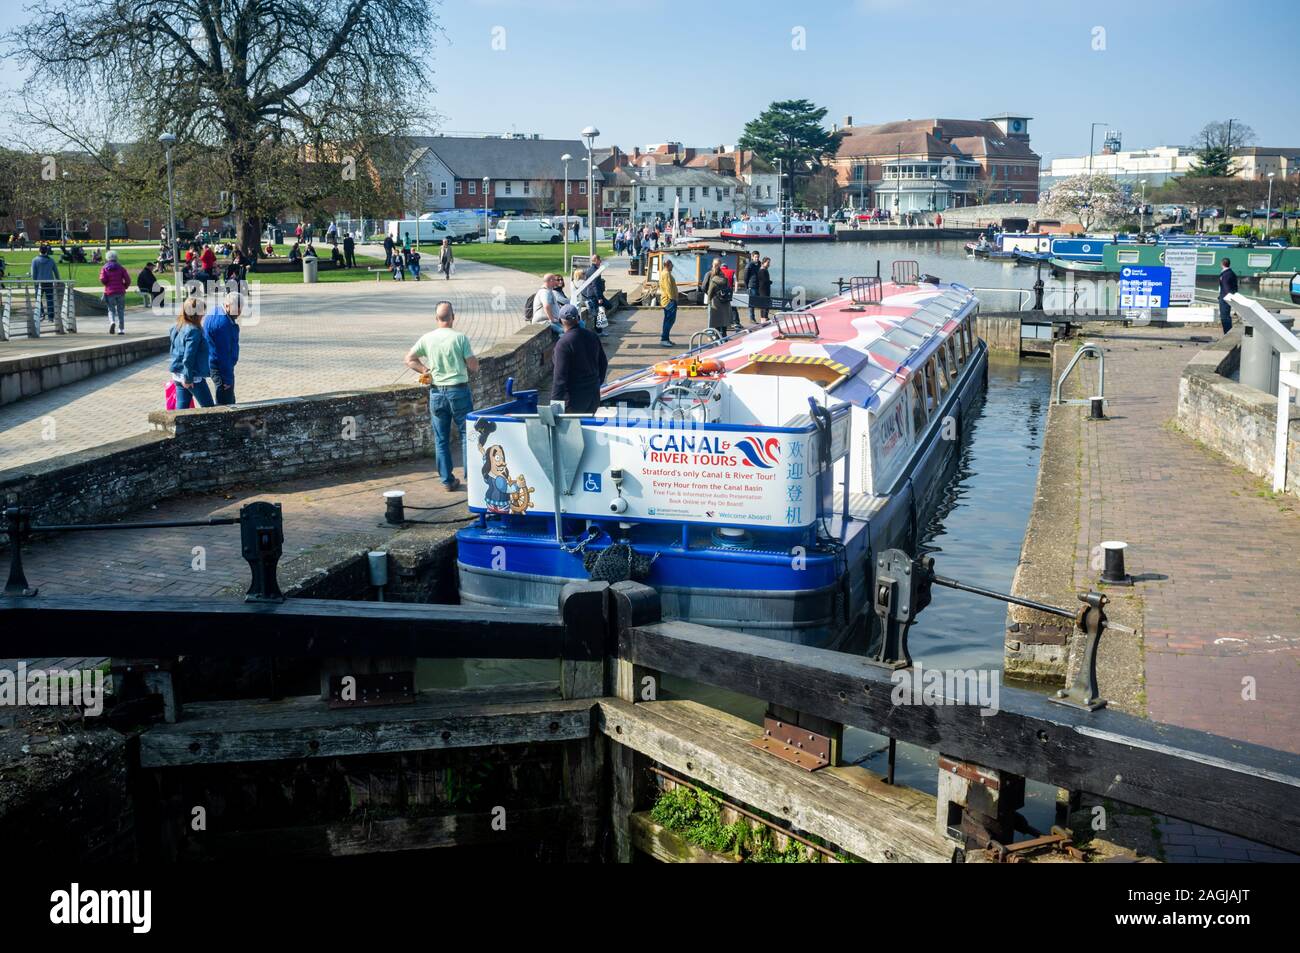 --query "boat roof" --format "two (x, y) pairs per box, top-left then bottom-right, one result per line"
(609, 280), (976, 412)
